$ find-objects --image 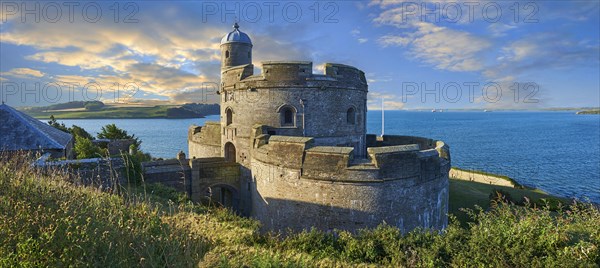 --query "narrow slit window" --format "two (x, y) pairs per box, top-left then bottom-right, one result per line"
(226, 108), (233, 125)
(347, 107), (356, 124)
